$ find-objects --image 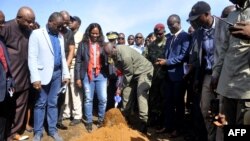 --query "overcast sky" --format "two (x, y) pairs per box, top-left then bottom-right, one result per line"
(1, 0), (232, 41)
